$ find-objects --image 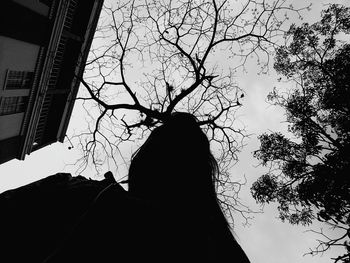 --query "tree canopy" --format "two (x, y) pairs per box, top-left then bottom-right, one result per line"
(252, 4), (350, 262)
(71, 0), (308, 223)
